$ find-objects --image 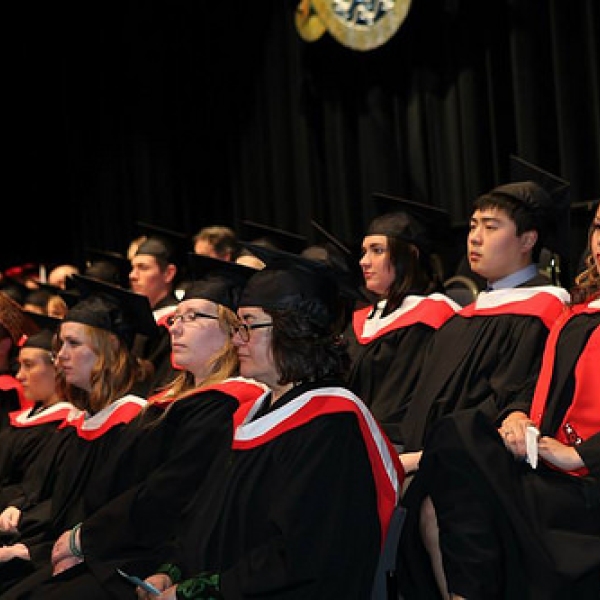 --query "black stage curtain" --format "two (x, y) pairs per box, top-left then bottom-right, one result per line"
(5, 0), (599, 286)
